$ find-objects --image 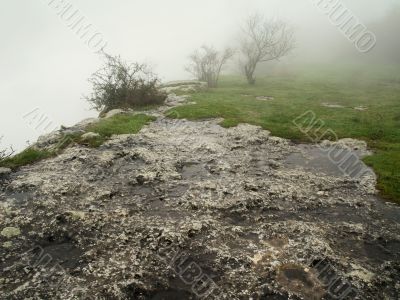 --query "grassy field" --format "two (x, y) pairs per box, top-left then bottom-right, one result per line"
(168, 64), (400, 202)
